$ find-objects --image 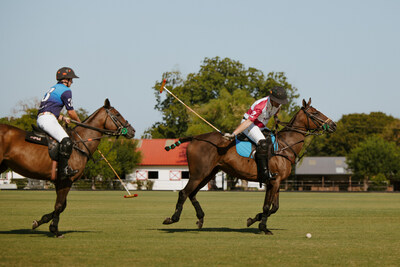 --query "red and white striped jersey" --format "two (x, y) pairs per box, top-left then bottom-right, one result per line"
(243, 96), (280, 128)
